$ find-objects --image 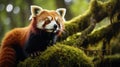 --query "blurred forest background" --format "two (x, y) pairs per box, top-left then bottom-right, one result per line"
(0, 0), (108, 42)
